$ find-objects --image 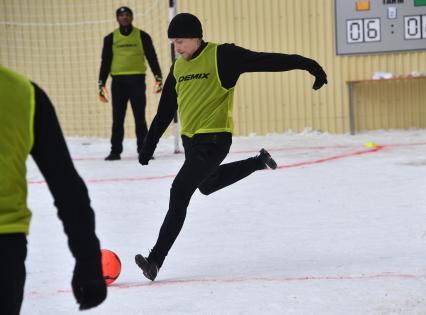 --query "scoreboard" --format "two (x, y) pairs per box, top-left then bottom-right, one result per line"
(335, 0), (426, 55)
